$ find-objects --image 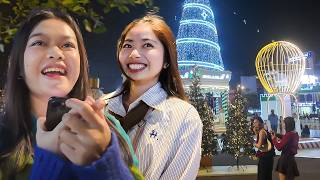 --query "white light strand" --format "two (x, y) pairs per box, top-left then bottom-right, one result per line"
(177, 0), (224, 71)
